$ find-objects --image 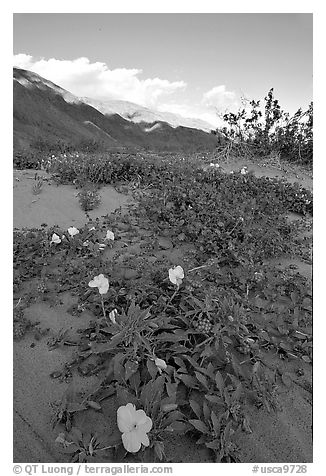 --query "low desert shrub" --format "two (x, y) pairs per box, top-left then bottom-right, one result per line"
(218, 88), (313, 166)
(77, 184), (101, 211)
